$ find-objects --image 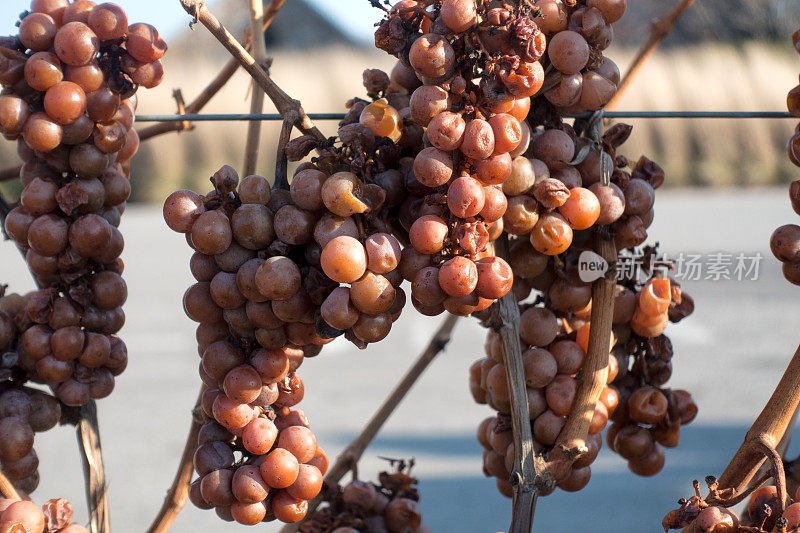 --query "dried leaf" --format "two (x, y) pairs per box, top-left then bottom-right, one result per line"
(285, 135), (321, 162)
